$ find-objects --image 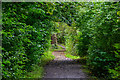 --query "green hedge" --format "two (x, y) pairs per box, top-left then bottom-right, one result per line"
(2, 2), (53, 79)
(2, 2), (120, 79)
(75, 2), (120, 78)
